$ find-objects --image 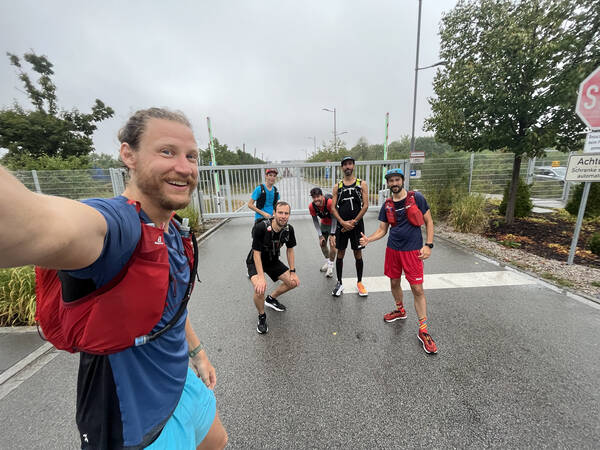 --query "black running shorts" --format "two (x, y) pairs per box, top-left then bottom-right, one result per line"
(246, 250), (289, 281)
(335, 219), (365, 251)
